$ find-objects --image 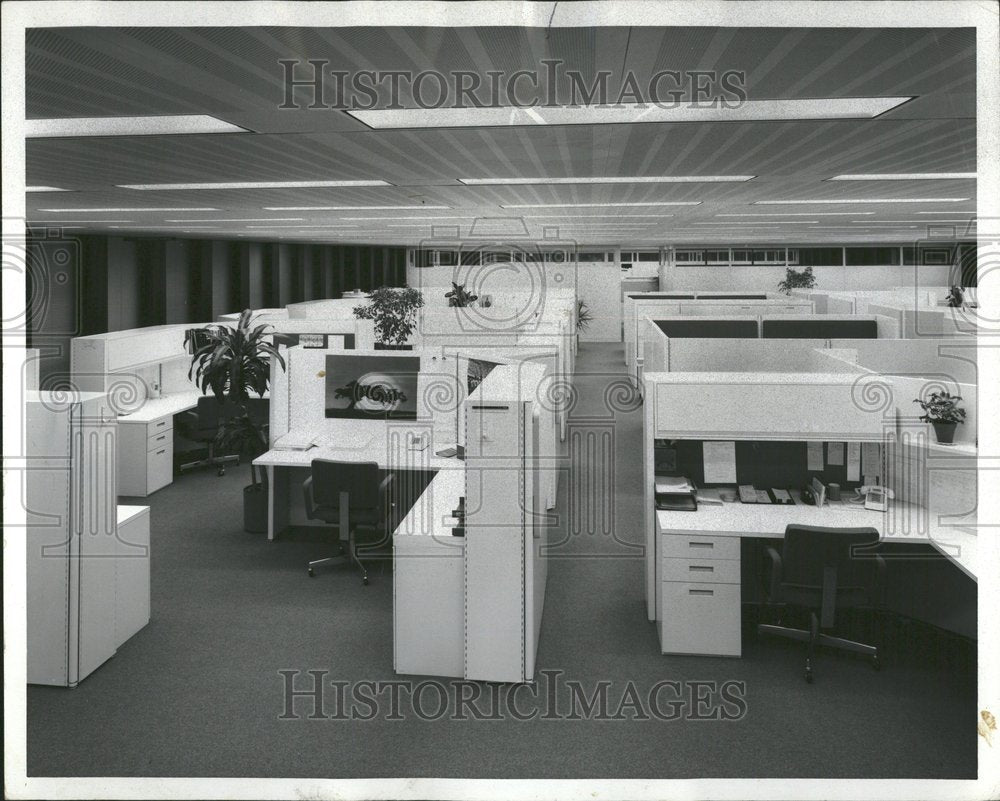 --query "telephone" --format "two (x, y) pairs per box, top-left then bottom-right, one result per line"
(800, 484), (816, 505)
(858, 485), (894, 511)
